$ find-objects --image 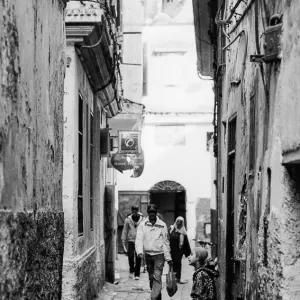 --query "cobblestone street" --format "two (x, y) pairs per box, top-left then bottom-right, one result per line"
(95, 254), (194, 300)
